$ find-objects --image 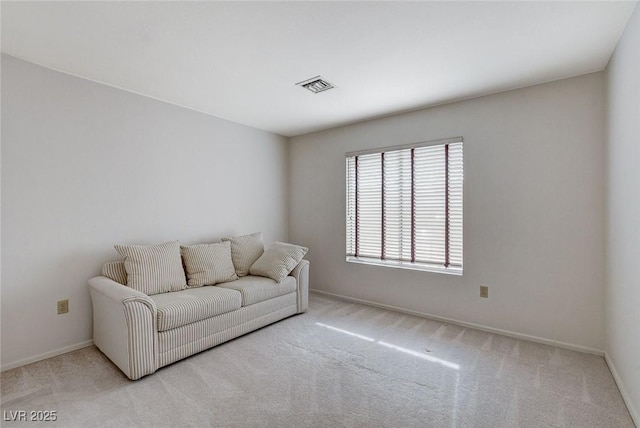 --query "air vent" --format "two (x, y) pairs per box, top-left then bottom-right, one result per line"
(296, 76), (335, 94)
